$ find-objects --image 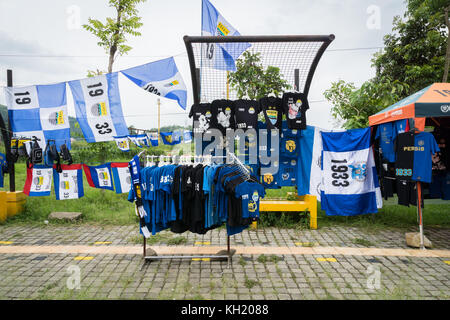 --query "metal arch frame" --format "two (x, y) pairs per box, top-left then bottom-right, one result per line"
(0, 69), (15, 192)
(183, 34), (335, 104)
